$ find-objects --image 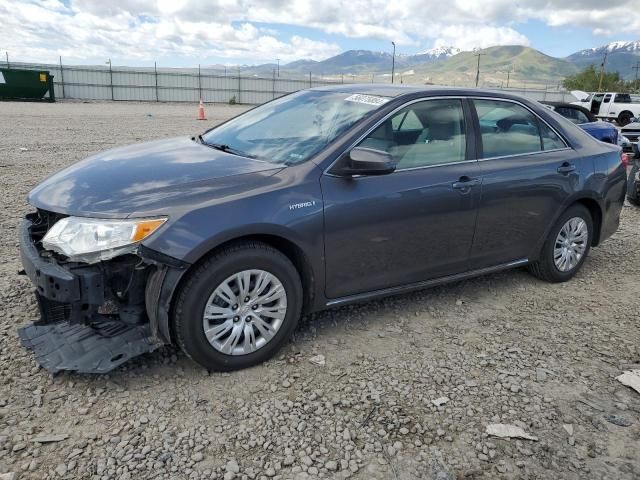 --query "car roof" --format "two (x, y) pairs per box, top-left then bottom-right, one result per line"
(309, 83), (535, 103)
(540, 101), (594, 117)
